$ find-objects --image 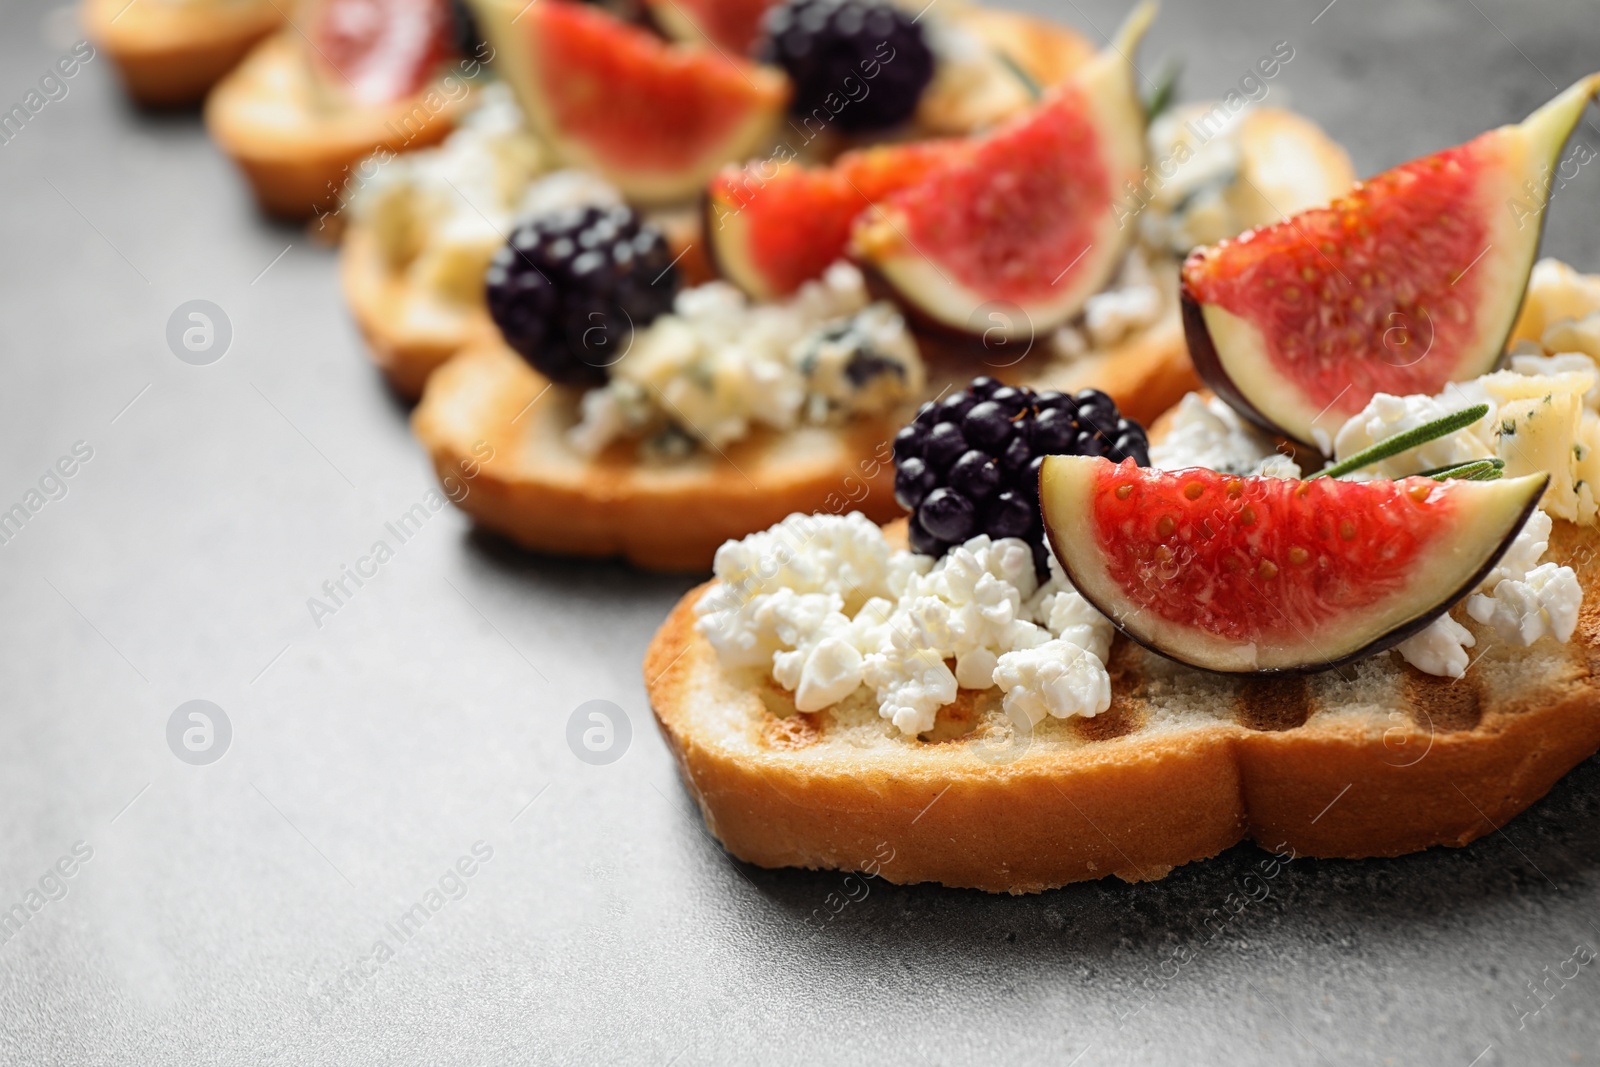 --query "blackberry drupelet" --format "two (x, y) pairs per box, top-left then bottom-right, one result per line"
(485, 205), (680, 386)
(893, 377), (1151, 572)
(449, 0), (486, 59)
(756, 0), (935, 133)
